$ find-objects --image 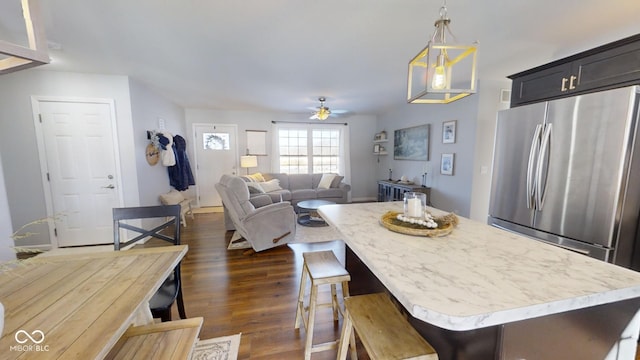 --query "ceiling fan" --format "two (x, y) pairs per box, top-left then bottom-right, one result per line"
(310, 97), (332, 120)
